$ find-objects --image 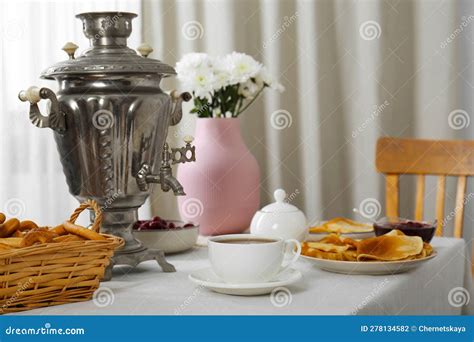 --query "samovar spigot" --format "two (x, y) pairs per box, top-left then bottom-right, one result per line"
(136, 137), (196, 195)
